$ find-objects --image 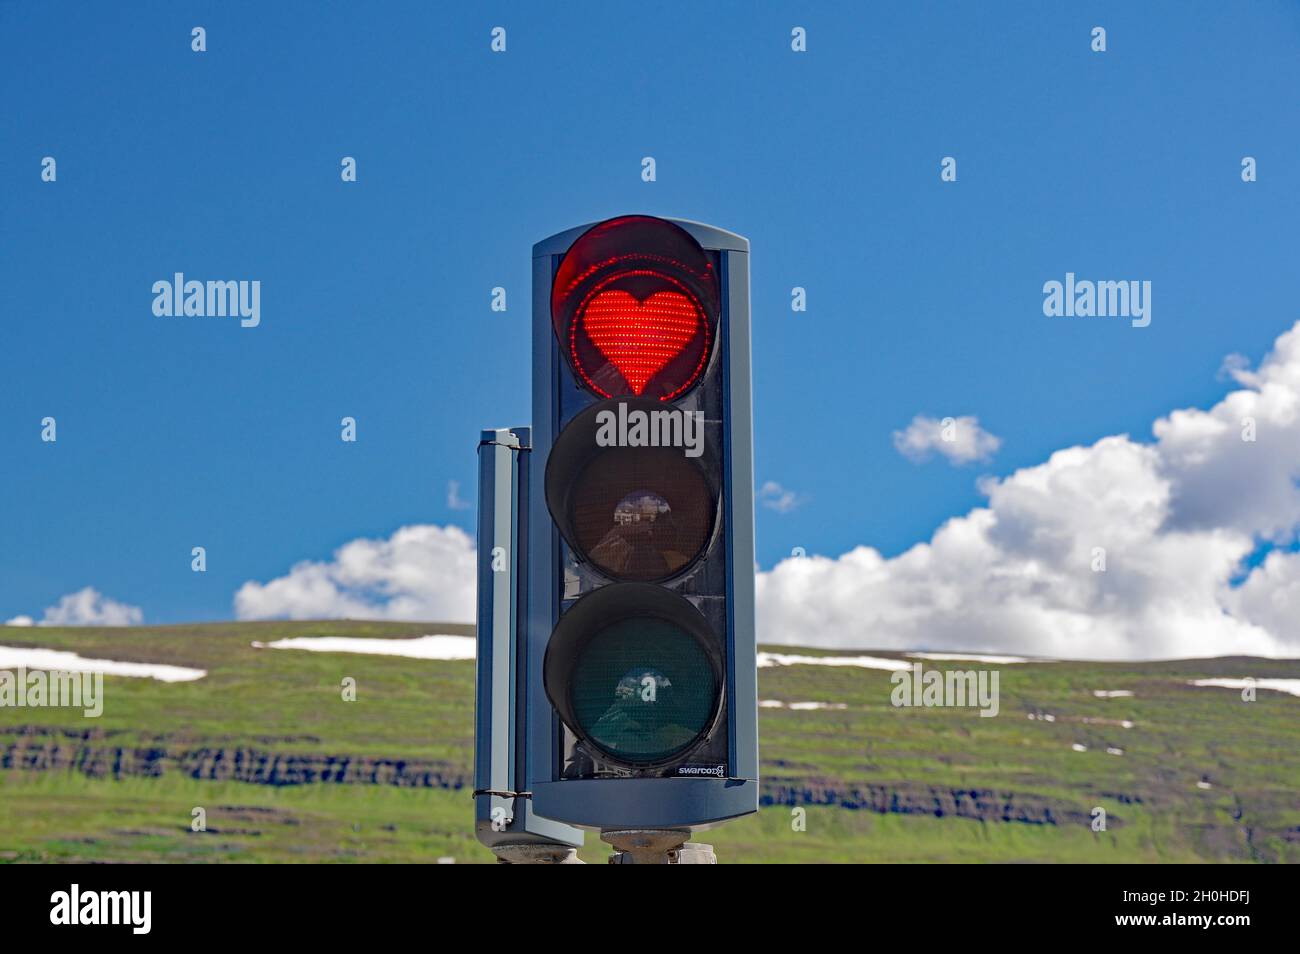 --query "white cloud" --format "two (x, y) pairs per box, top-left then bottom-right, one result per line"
(1217, 352), (1253, 384)
(234, 524), (476, 623)
(758, 322), (1300, 661)
(1225, 549), (1300, 644)
(893, 414), (1001, 465)
(447, 480), (471, 511)
(5, 588), (144, 627)
(758, 480), (805, 514)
